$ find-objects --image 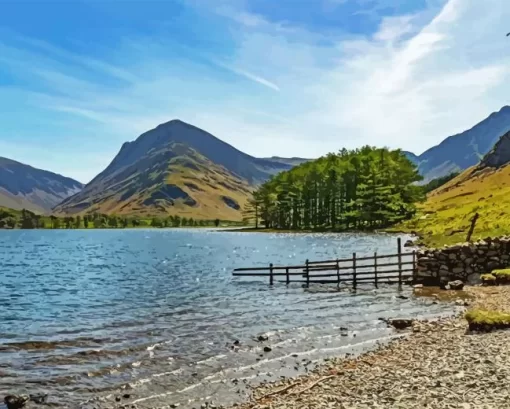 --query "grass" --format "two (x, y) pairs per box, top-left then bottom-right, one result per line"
(398, 164), (510, 247)
(465, 309), (510, 331)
